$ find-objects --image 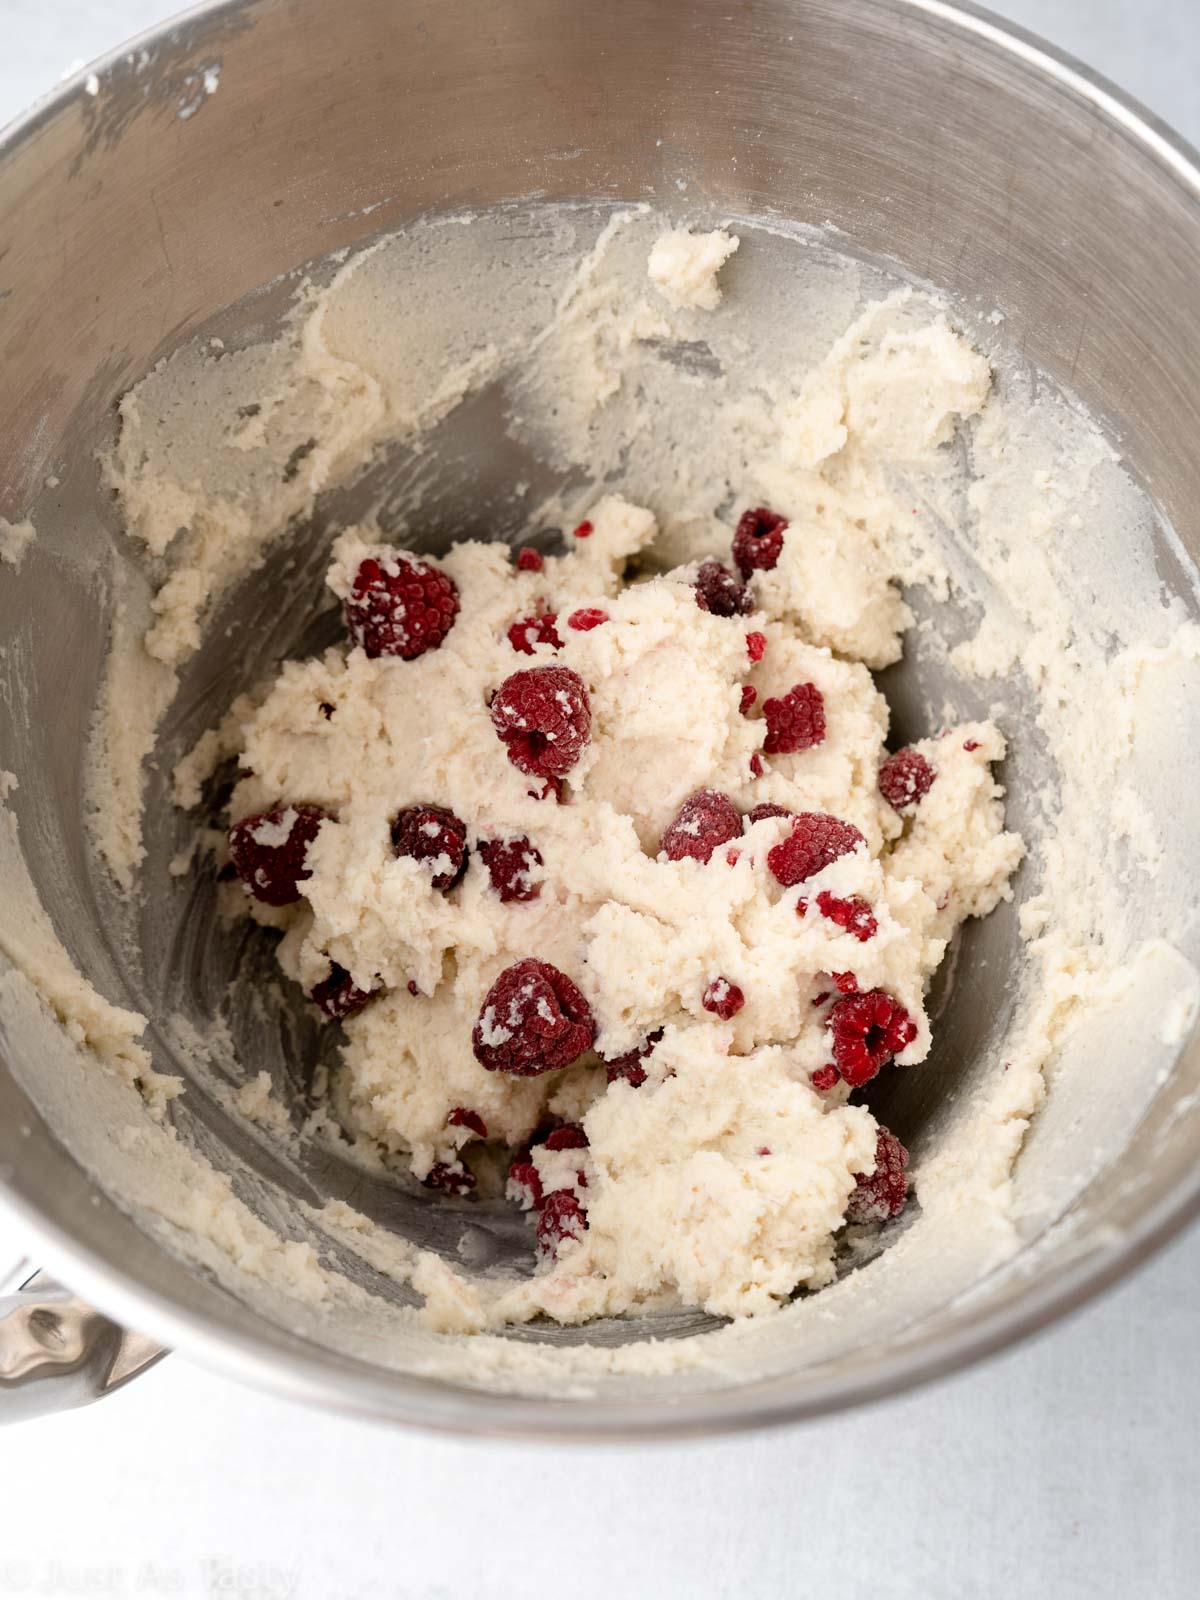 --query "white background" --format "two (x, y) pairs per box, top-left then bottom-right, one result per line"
(2, 3), (1199, 1597)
